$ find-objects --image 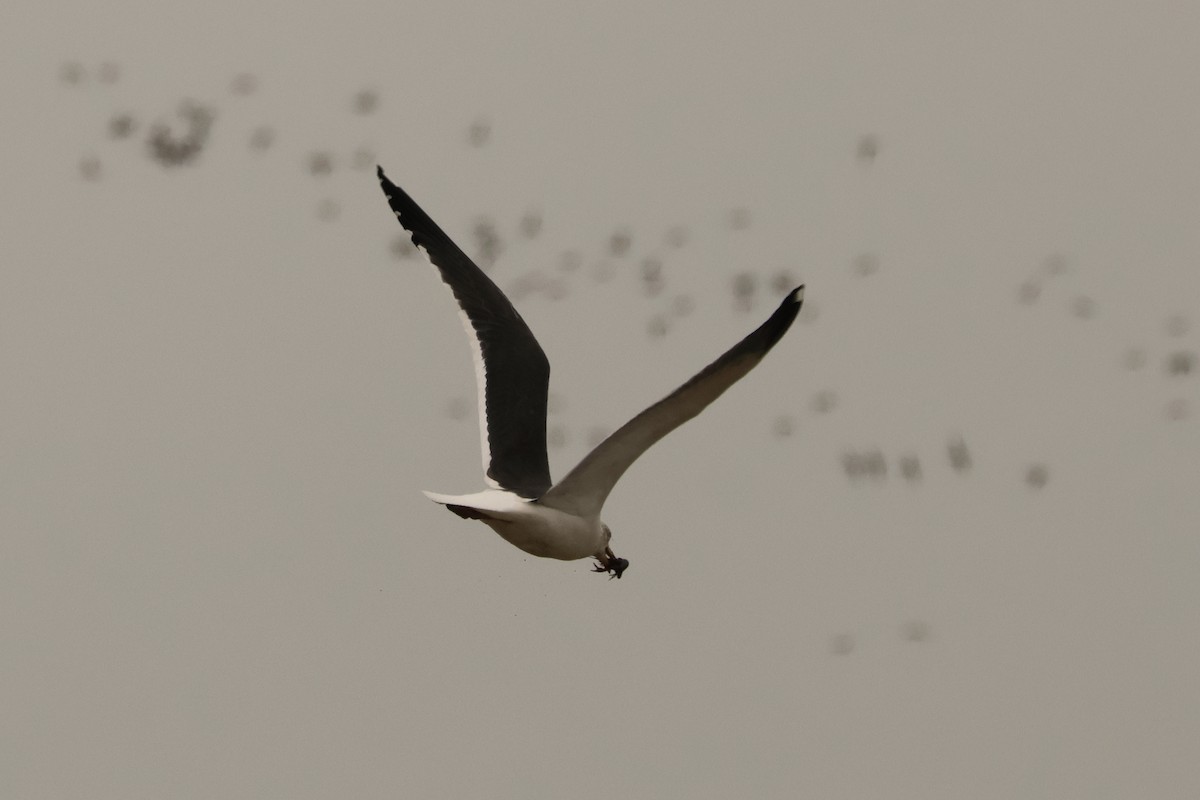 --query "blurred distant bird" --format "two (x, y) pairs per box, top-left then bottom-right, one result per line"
(377, 166), (804, 579)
